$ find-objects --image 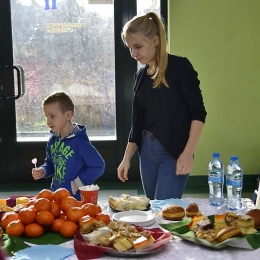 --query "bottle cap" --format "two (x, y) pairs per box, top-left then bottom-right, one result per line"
(230, 155), (238, 160)
(213, 152), (220, 157)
